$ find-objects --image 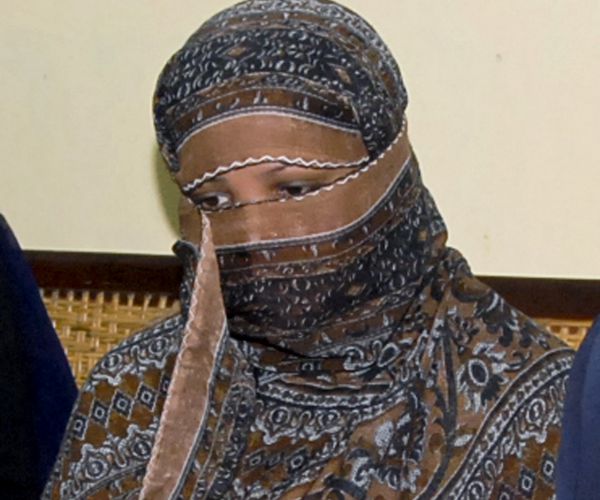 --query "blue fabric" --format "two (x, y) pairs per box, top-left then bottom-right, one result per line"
(557, 315), (600, 500)
(0, 215), (77, 497)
